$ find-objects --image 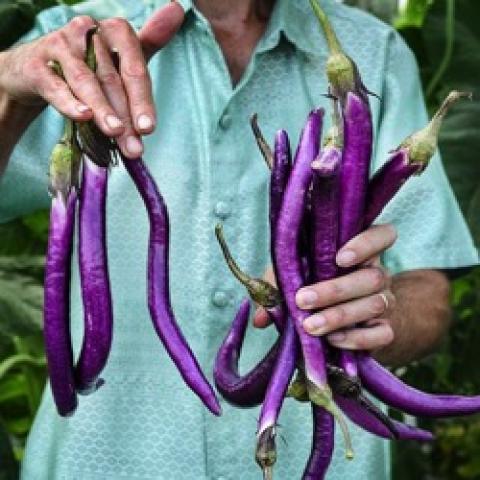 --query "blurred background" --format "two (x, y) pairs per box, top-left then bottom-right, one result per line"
(0, 0), (479, 479)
